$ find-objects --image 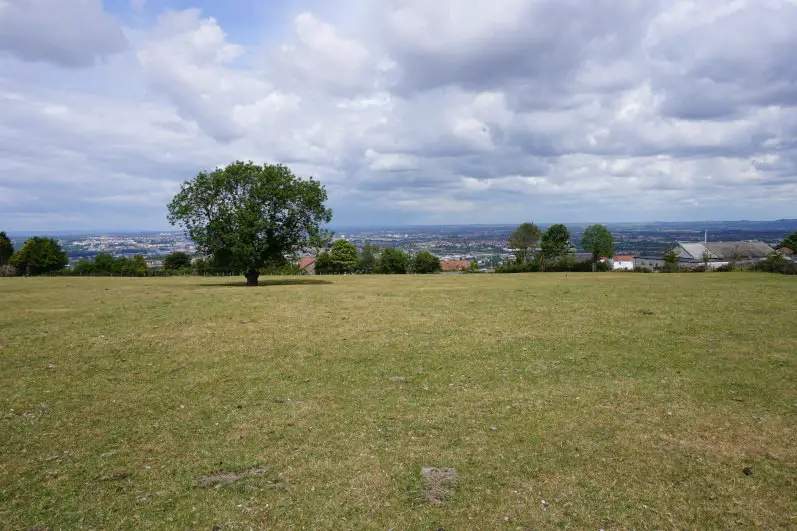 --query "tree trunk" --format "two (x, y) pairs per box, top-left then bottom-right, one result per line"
(245, 269), (260, 287)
